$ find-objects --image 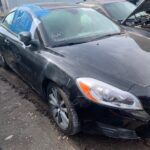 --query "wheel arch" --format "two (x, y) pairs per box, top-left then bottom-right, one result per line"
(41, 67), (77, 100)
